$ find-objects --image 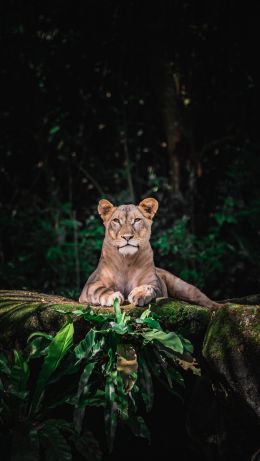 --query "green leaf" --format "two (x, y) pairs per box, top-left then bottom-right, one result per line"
(39, 422), (71, 461)
(140, 307), (151, 320)
(126, 416), (151, 442)
(74, 362), (96, 433)
(72, 307), (112, 323)
(77, 389), (106, 408)
(9, 350), (29, 399)
(109, 322), (128, 335)
(74, 329), (96, 360)
(49, 125), (60, 135)
(0, 352), (11, 375)
(55, 308), (72, 314)
(47, 351), (82, 386)
(71, 309), (86, 316)
(142, 317), (162, 329)
(142, 329), (183, 354)
(31, 320), (74, 415)
(113, 297), (122, 324)
(138, 355), (154, 412)
(105, 348), (115, 374)
(151, 347), (183, 398)
(27, 331), (53, 343)
(87, 312), (112, 323)
(91, 336), (106, 358)
(179, 335), (194, 354)
(105, 375), (117, 453)
(29, 337), (51, 358)
(11, 423), (39, 461)
(77, 362), (96, 399)
(116, 376), (129, 419)
(136, 308), (162, 329)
